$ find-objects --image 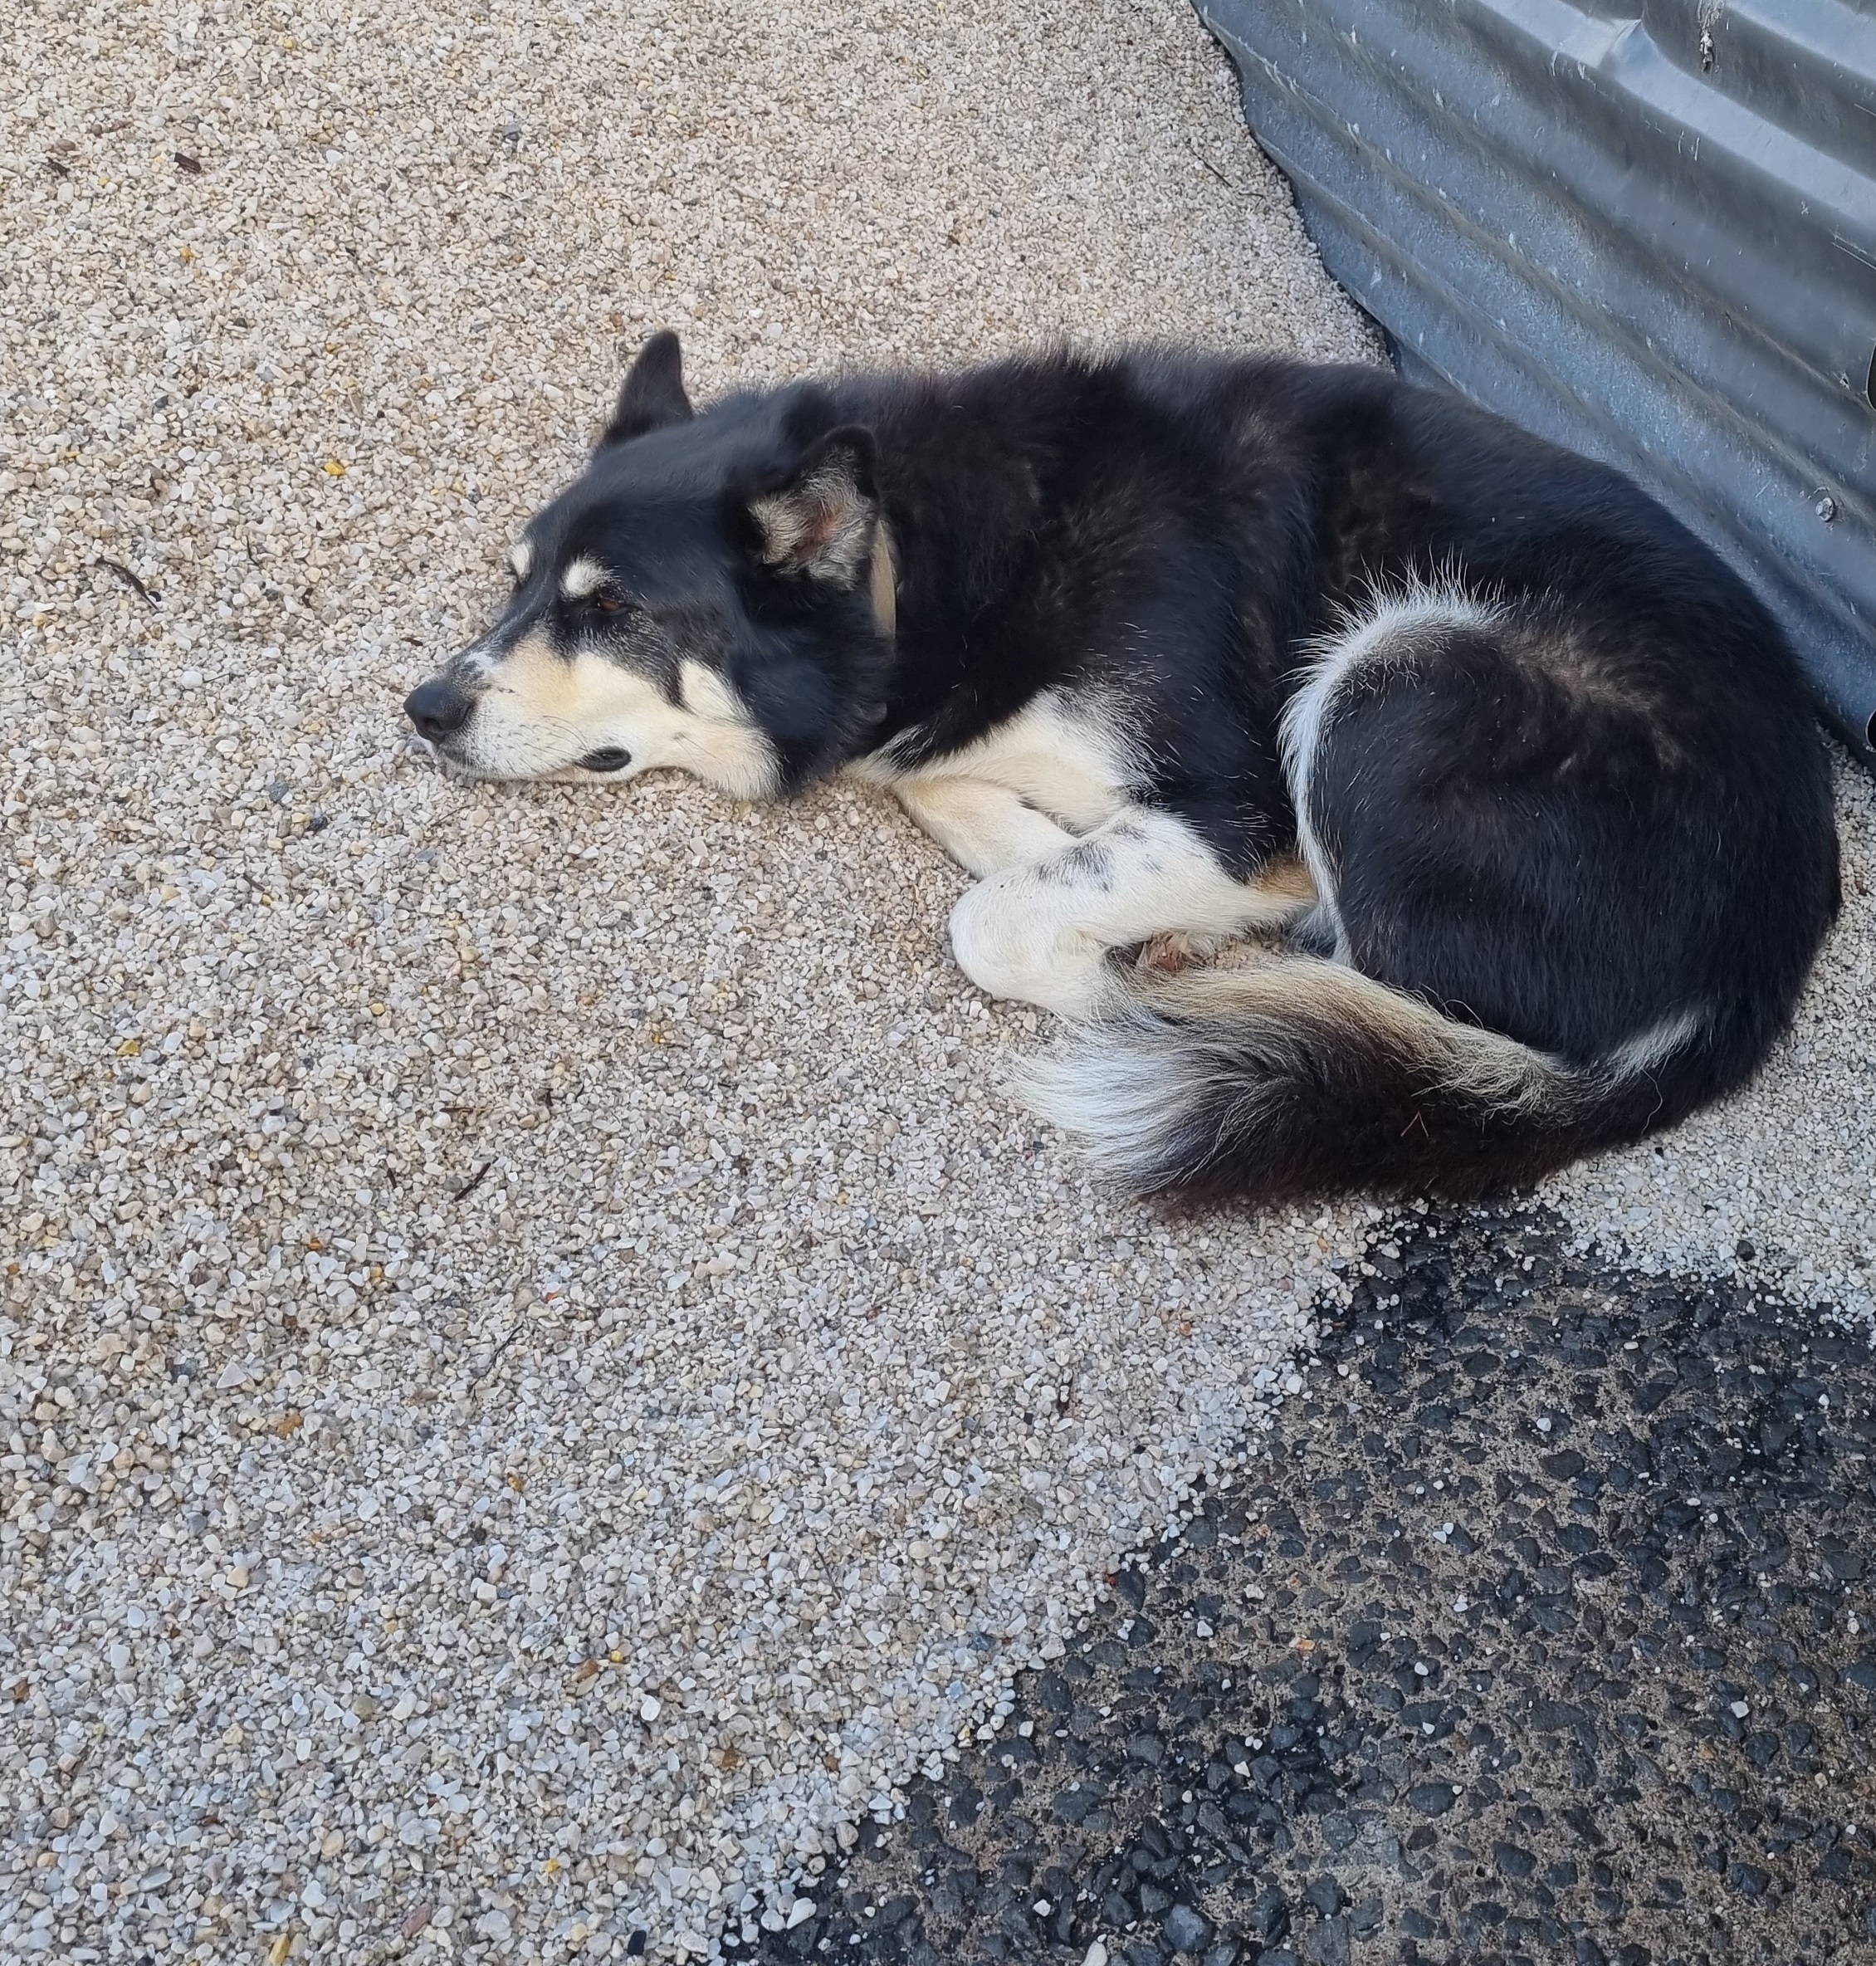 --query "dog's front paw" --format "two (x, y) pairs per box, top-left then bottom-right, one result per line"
(946, 878), (1108, 1020)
